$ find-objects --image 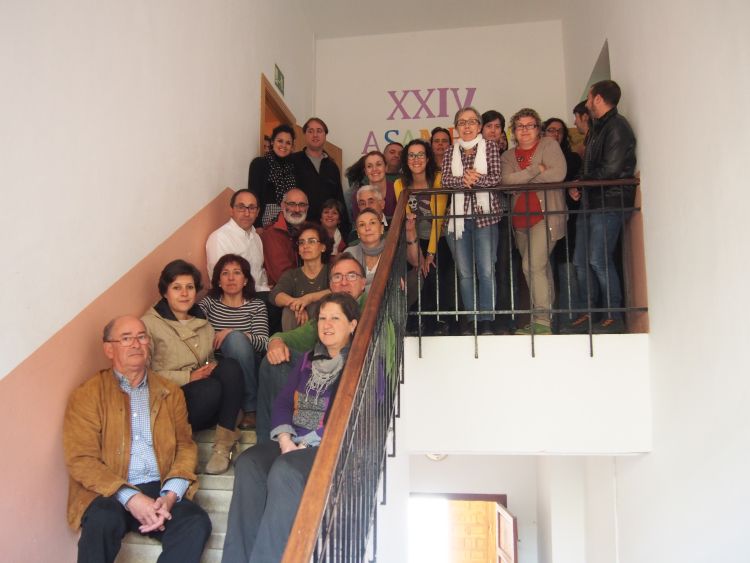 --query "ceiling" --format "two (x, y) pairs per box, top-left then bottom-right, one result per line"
(300, 0), (562, 39)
